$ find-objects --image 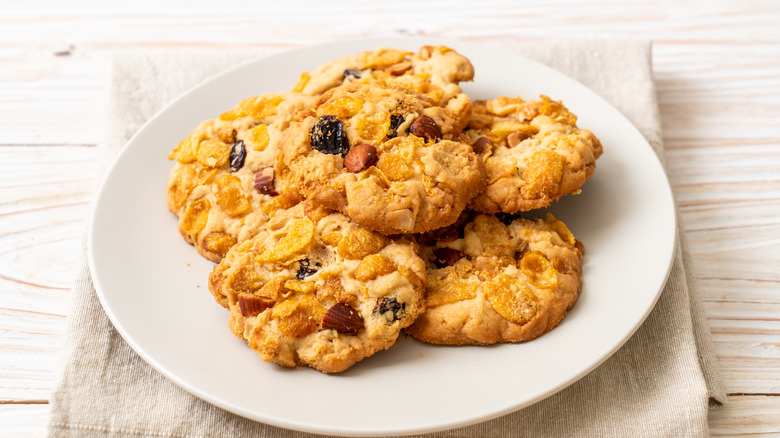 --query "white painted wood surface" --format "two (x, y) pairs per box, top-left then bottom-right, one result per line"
(1, 0), (779, 435)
